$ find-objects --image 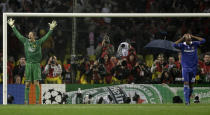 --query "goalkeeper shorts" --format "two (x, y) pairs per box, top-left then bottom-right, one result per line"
(25, 63), (41, 82)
